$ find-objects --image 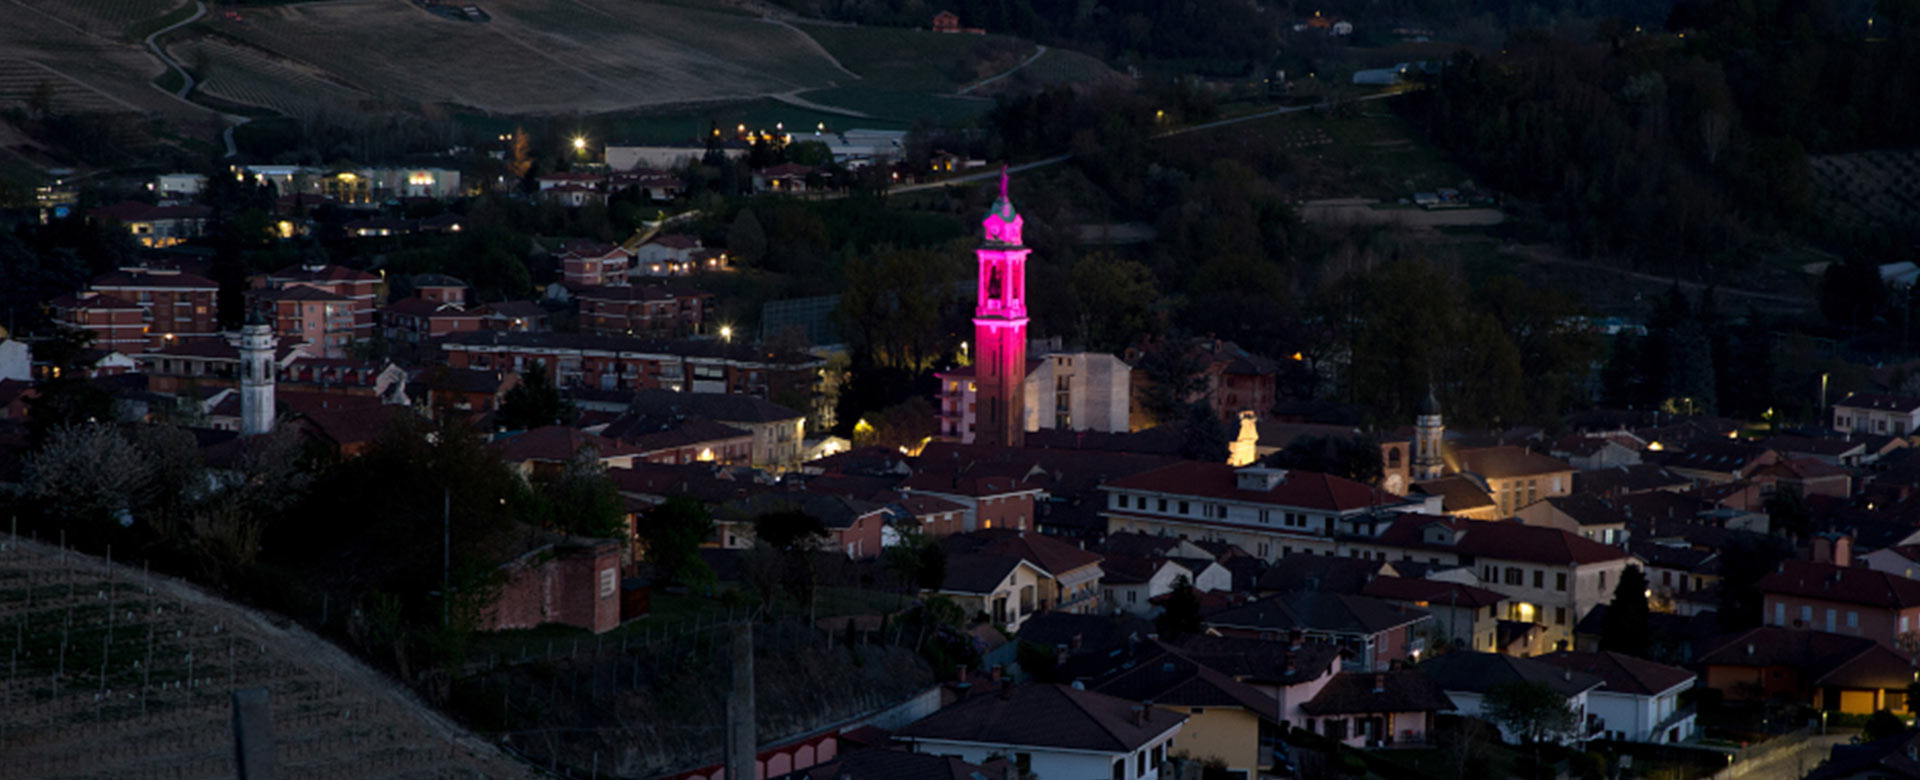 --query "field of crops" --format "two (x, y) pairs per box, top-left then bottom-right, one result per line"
(0, 59), (131, 114)
(0, 535), (533, 779)
(1012, 47), (1128, 90)
(201, 0), (843, 114)
(800, 24), (1036, 93)
(14, 0), (188, 41)
(169, 36), (369, 118)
